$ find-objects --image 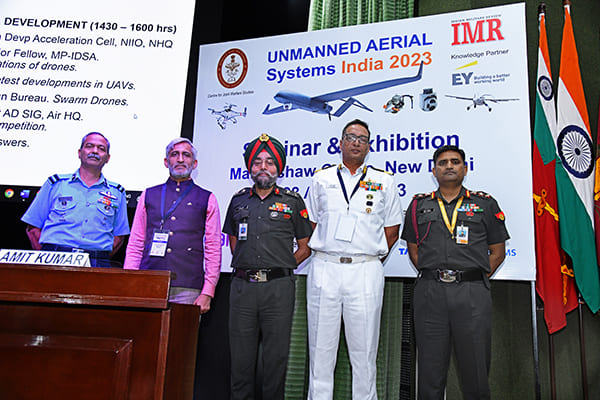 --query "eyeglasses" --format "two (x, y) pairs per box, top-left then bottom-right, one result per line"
(343, 133), (369, 145)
